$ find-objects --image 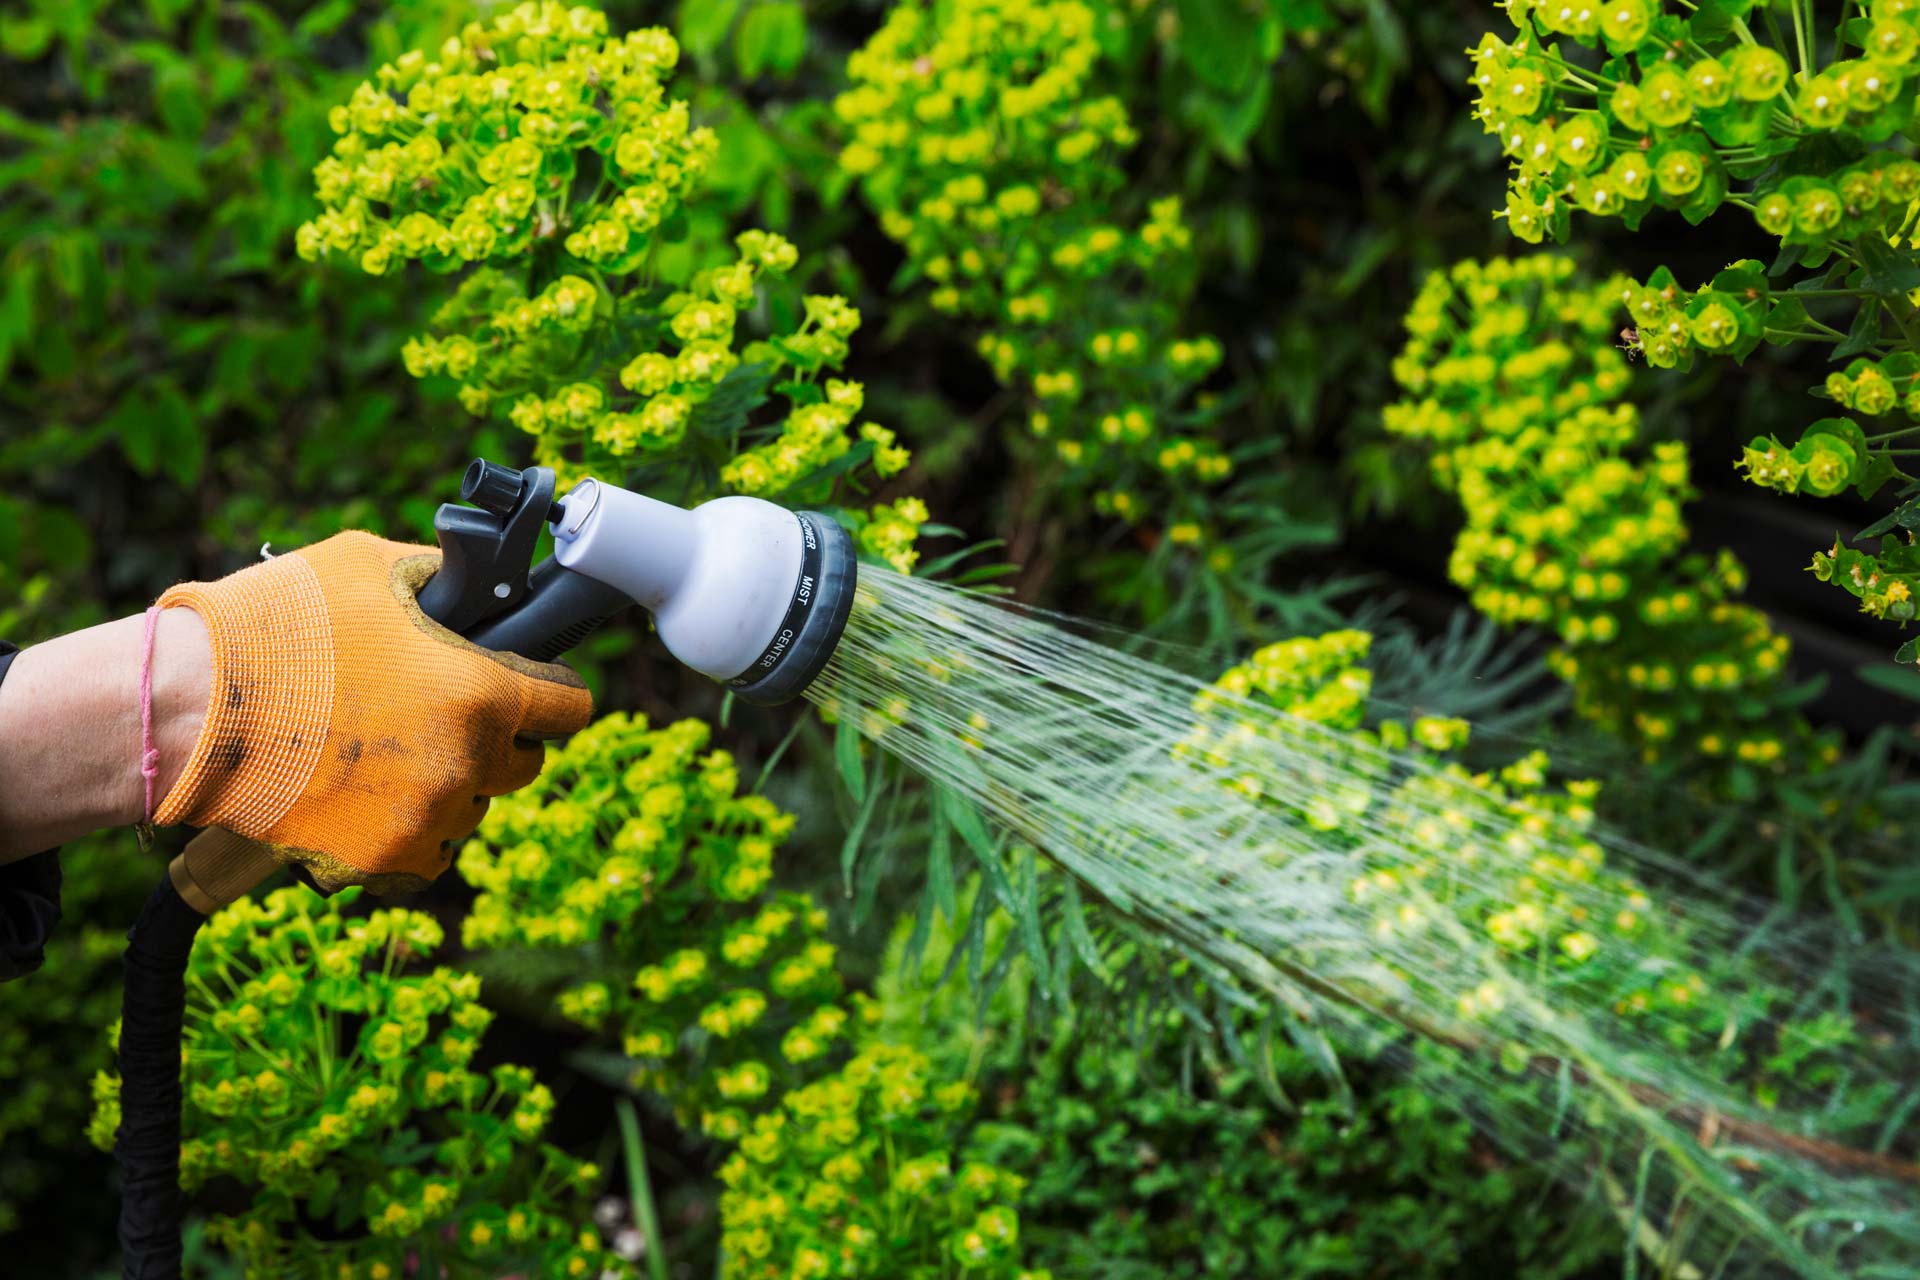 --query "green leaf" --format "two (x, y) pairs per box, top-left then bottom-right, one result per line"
(1857, 235), (1920, 296)
(1183, 69), (1272, 162)
(1275, 0), (1333, 32)
(1768, 238), (1803, 277)
(110, 384), (194, 479)
(1176, 0), (1263, 93)
(1709, 262), (1768, 298)
(0, 16), (53, 59)
(1699, 100), (1770, 148)
(1835, 301), (1883, 360)
(1856, 661), (1920, 700)
(926, 797), (957, 921)
(1012, 846), (1049, 993)
(1678, 158), (1730, 225)
(1763, 294), (1806, 341)
(293, 0), (355, 37)
(943, 787), (999, 865)
(734, 1), (806, 78)
(834, 715), (866, 803)
(1896, 636), (1920, 664)
(1853, 498), (1920, 541)
(1800, 415), (1866, 459)
(1061, 877), (1106, 979)
(686, 361), (771, 438)
(840, 769), (882, 893)
(153, 383), (204, 488)
(678, 0), (743, 55)
(1854, 453), (1902, 500)
(154, 60), (206, 138)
